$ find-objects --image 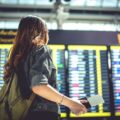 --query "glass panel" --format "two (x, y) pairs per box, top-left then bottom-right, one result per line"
(118, 0), (120, 7)
(35, 0), (54, 5)
(0, 22), (5, 28)
(62, 22), (92, 30)
(104, 23), (117, 31)
(62, 22), (118, 31)
(115, 23), (120, 31)
(102, 0), (117, 7)
(70, 0), (86, 6)
(0, 0), (54, 5)
(91, 23), (116, 31)
(19, 0), (34, 4)
(4, 21), (19, 29)
(0, 0), (17, 4)
(90, 23), (105, 31)
(0, 20), (119, 31)
(76, 22), (91, 30)
(86, 0), (101, 7)
(62, 22), (77, 30)
(47, 22), (57, 29)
